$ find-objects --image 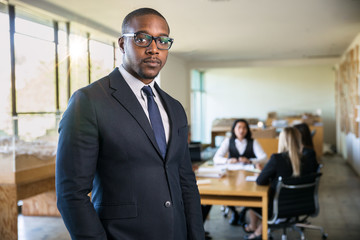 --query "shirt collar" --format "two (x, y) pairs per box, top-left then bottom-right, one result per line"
(118, 65), (156, 99)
